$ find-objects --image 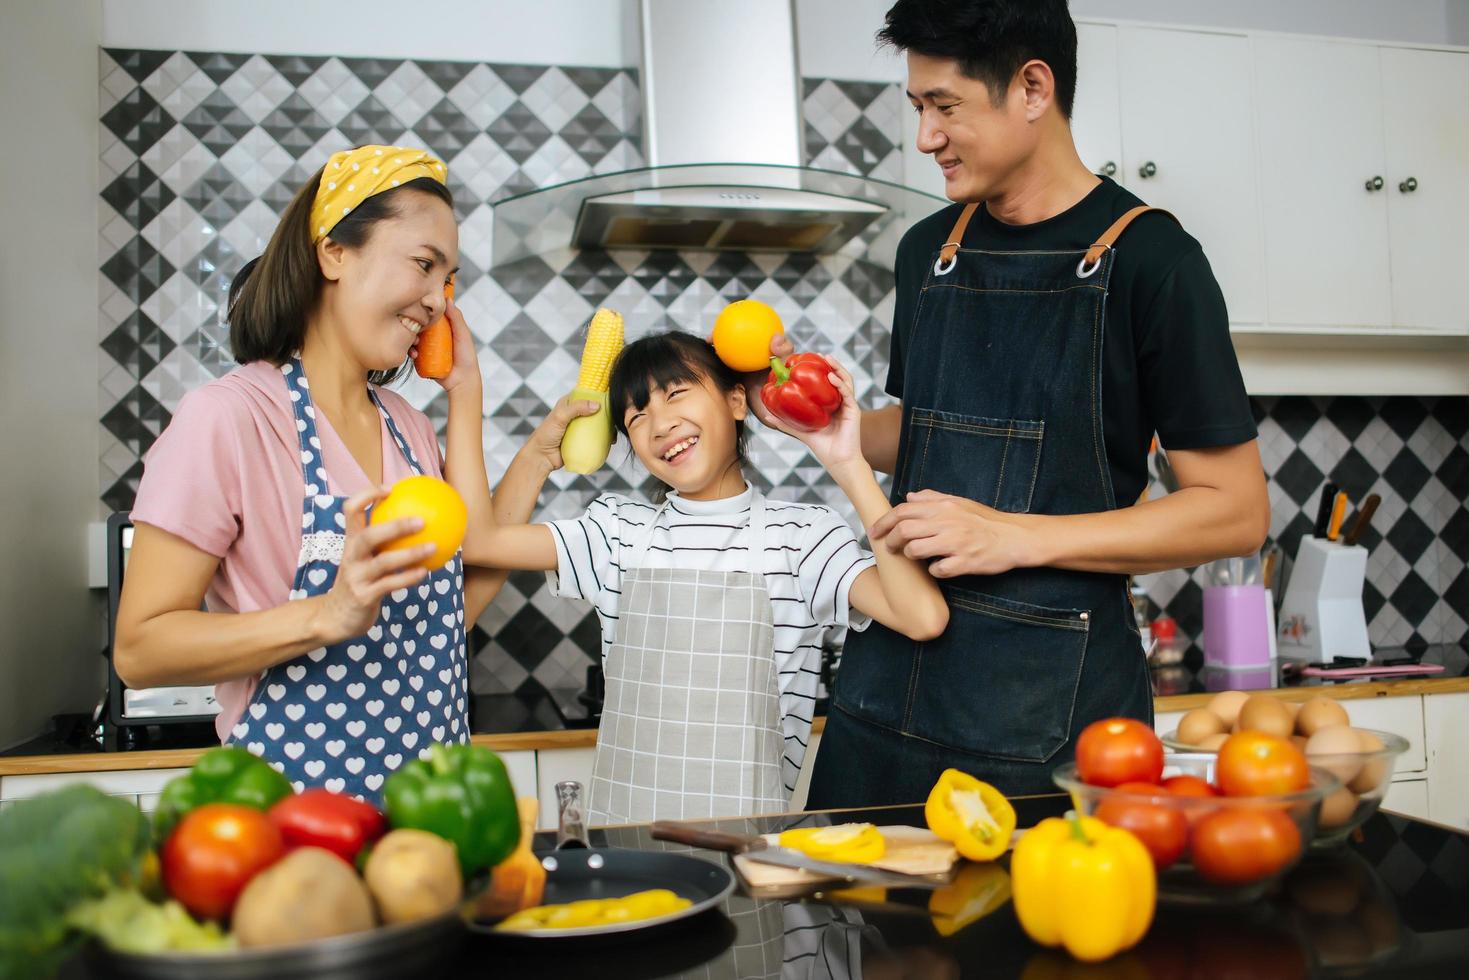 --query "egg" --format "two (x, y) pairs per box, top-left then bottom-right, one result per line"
(1208, 690), (1250, 728)
(1296, 697), (1350, 737)
(1177, 708), (1227, 745)
(1197, 732), (1230, 752)
(1236, 694), (1294, 737)
(1351, 730), (1390, 793)
(1319, 786), (1361, 829)
(1305, 725), (1365, 784)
